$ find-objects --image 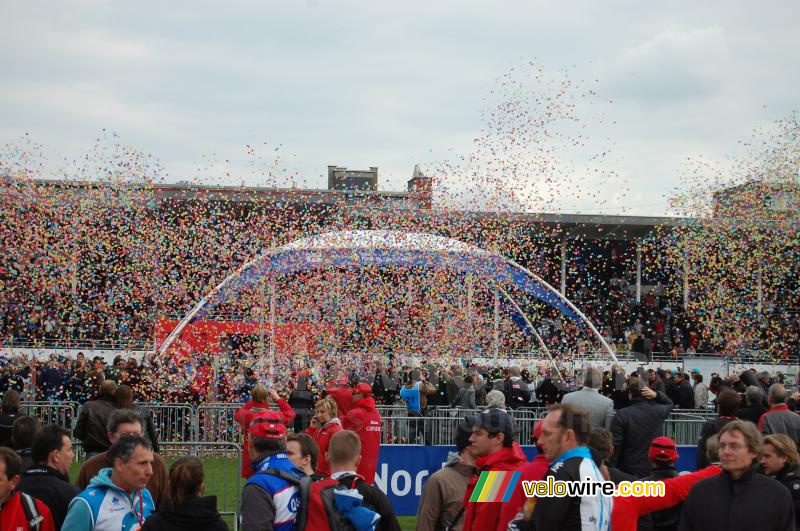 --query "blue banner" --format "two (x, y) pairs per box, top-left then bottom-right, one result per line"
(376, 445), (699, 516)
